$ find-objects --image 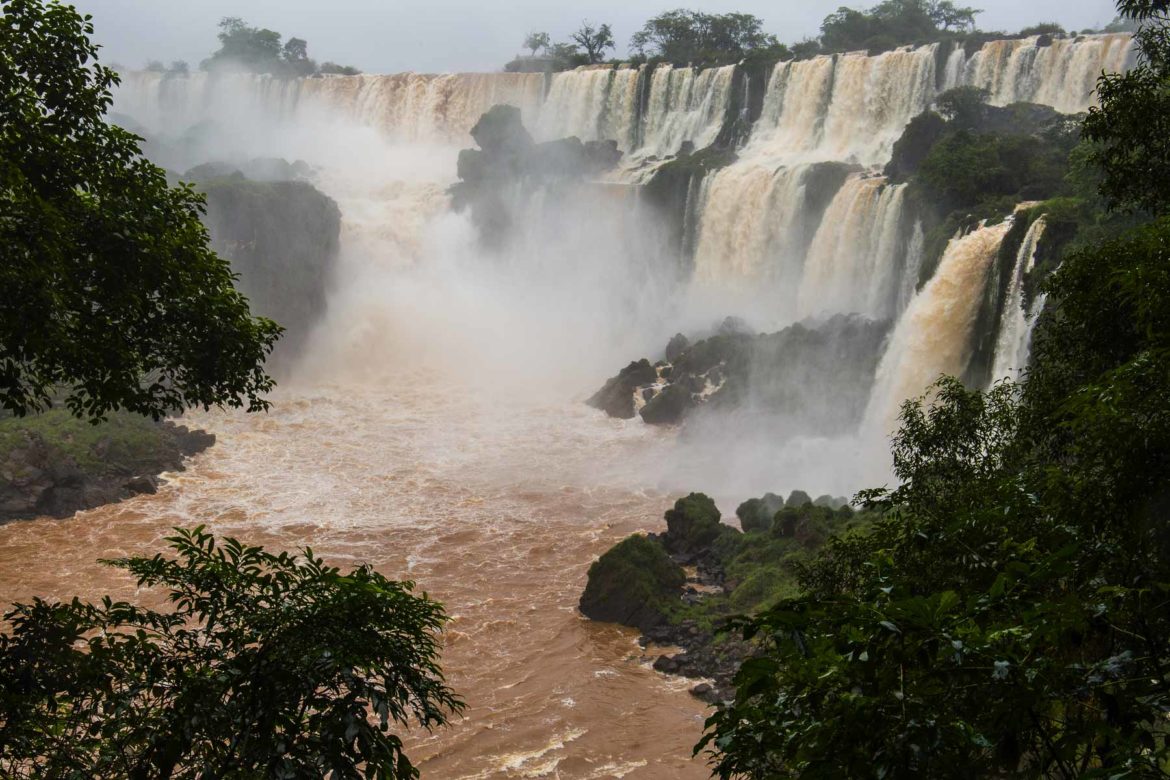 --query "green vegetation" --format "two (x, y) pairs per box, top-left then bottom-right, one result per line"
(0, 527), (461, 778)
(629, 10), (789, 67)
(201, 17), (360, 76)
(570, 21), (616, 64)
(0, 0), (281, 422)
(523, 31), (550, 57)
(580, 535), (687, 630)
(583, 493), (875, 634)
(820, 0), (980, 55)
(699, 1), (1170, 774)
(0, 409), (174, 476)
